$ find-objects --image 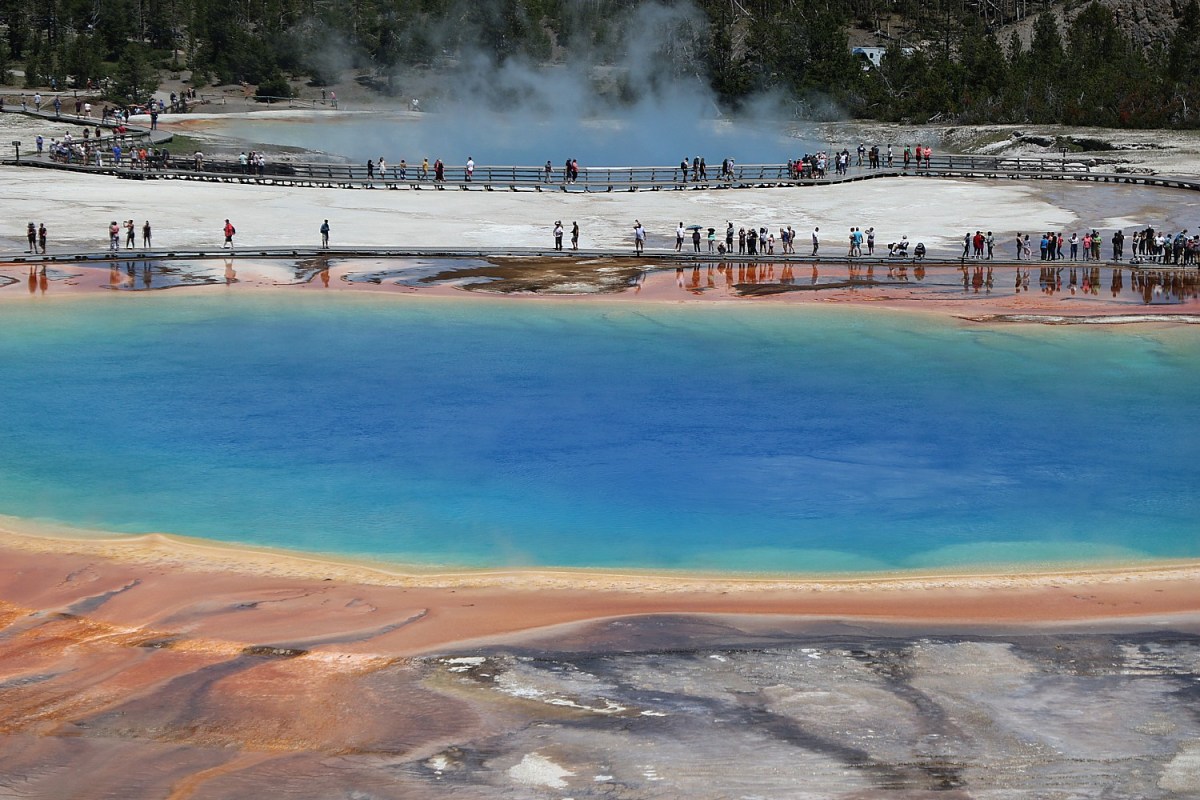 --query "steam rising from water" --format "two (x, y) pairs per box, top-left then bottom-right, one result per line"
(219, 1), (819, 164)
